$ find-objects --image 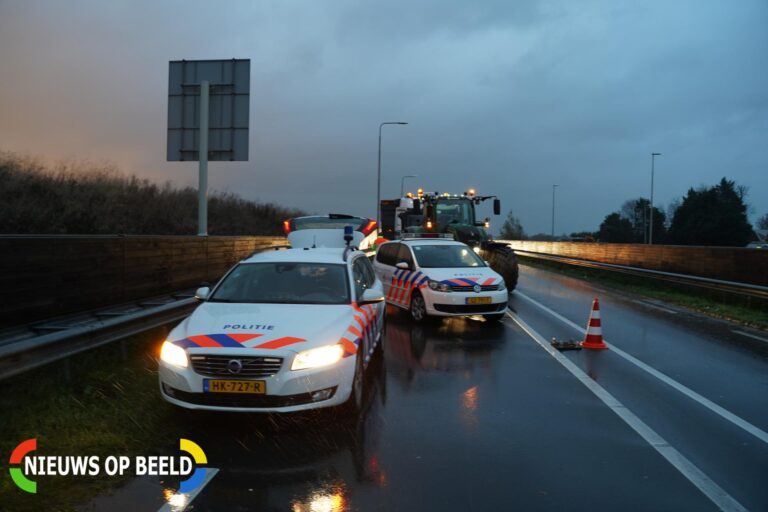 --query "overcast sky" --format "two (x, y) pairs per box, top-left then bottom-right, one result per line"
(1, 0), (766, 235)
